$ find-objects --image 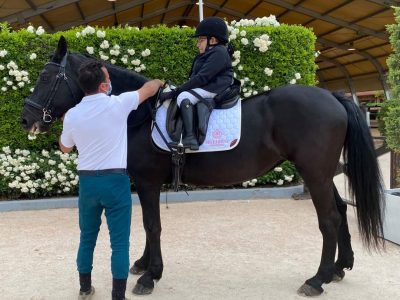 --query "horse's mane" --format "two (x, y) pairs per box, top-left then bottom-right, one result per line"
(73, 53), (148, 89)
